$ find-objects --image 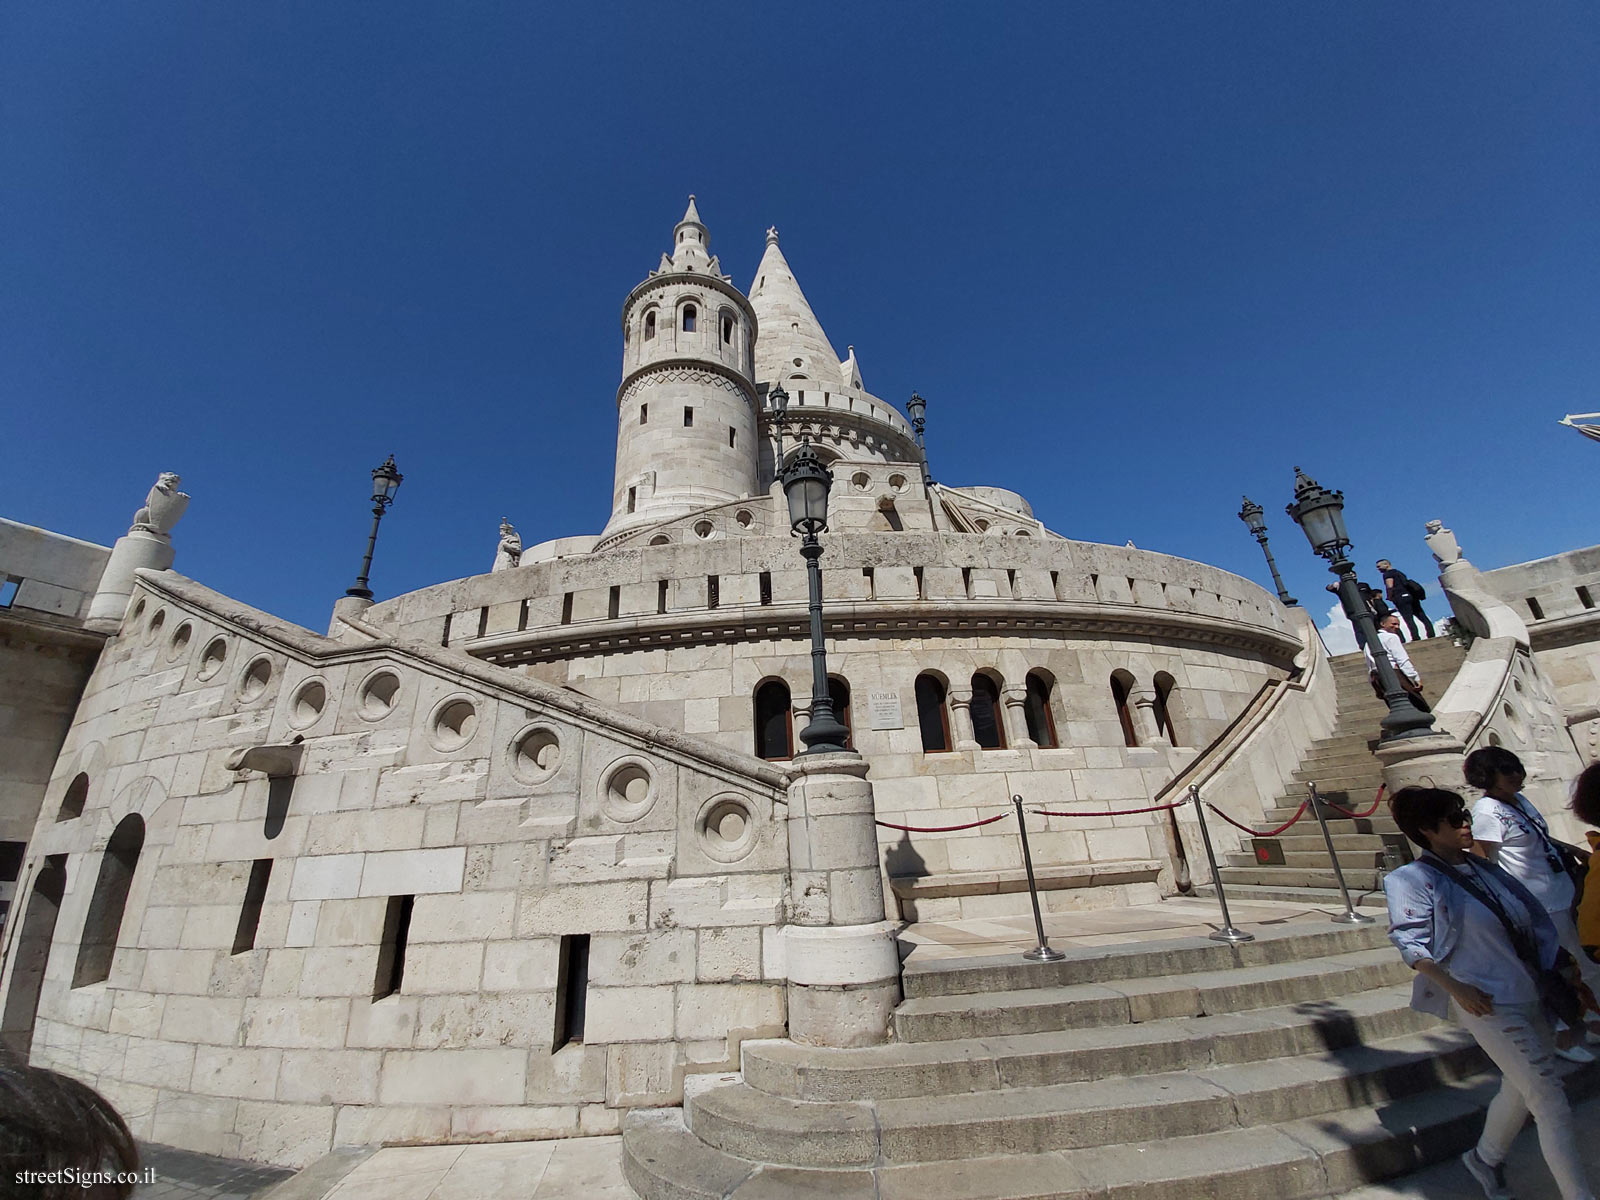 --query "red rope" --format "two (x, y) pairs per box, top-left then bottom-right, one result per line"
(1033, 799), (1189, 818)
(1318, 784), (1386, 820)
(1205, 798), (1310, 838)
(874, 812), (1011, 834)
